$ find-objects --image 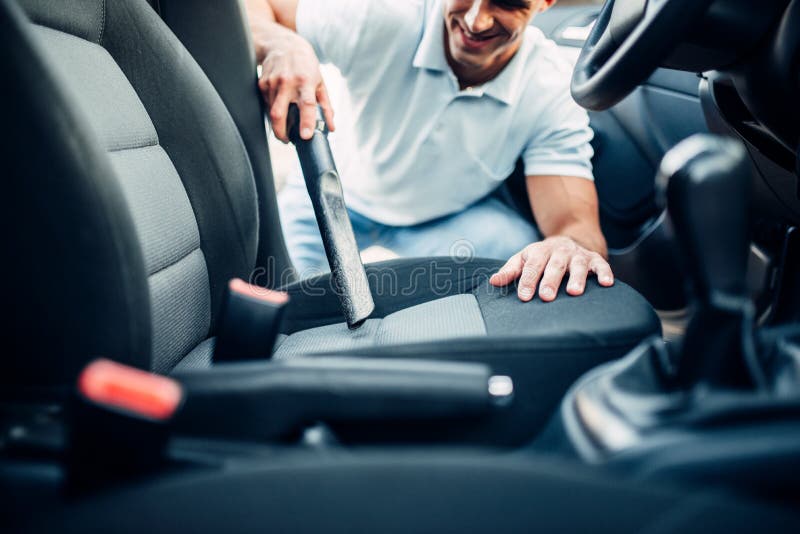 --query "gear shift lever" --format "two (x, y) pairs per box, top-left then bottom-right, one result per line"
(656, 134), (757, 388)
(556, 134), (785, 474)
